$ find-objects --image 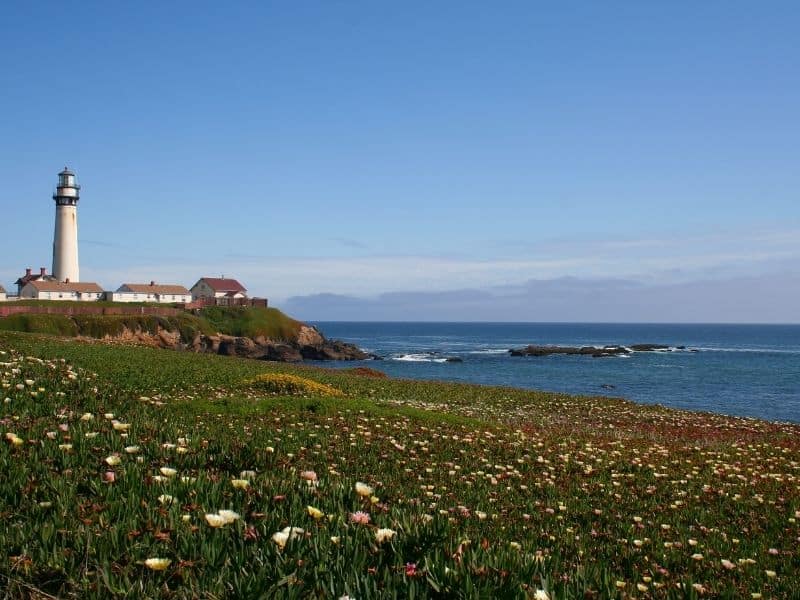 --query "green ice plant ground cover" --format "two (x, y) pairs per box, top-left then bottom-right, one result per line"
(0, 331), (798, 599)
